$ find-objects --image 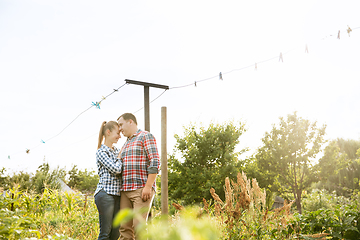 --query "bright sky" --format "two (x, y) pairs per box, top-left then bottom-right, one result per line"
(1, 0), (359, 174)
